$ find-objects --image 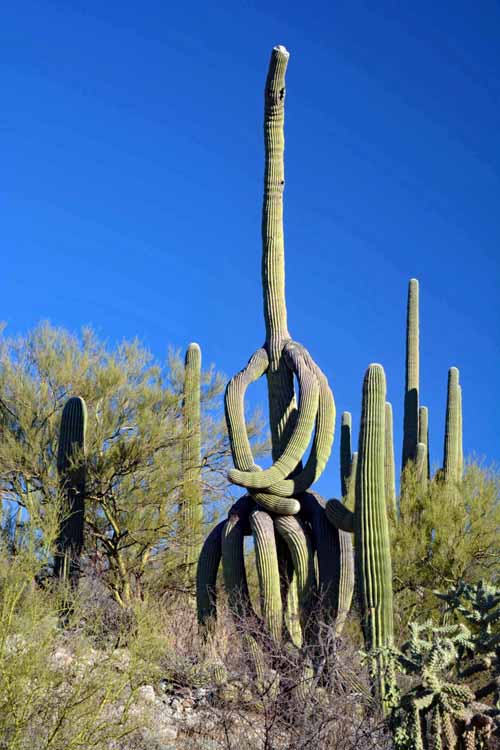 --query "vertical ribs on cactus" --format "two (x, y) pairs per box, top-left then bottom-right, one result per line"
(180, 343), (203, 582)
(54, 396), (87, 583)
(325, 365), (394, 706)
(196, 46), (353, 645)
(384, 402), (397, 518)
(340, 411), (353, 499)
(402, 278), (420, 470)
(443, 367), (460, 483)
(225, 46), (335, 509)
(418, 405), (430, 481)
